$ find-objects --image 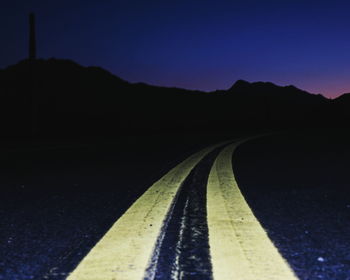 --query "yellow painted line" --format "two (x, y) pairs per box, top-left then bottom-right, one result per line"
(207, 142), (298, 280)
(67, 142), (226, 280)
